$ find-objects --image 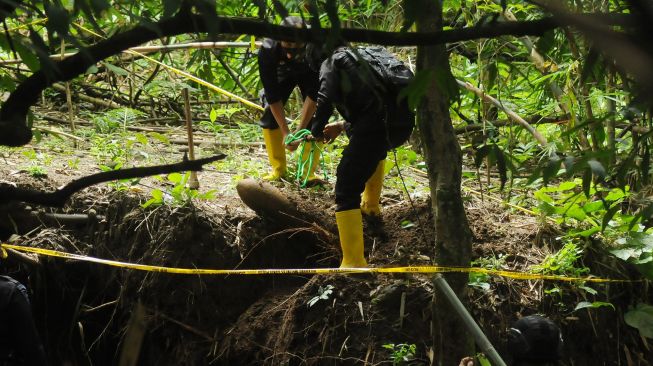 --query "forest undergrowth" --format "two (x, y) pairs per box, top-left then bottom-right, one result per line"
(0, 107), (650, 365)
